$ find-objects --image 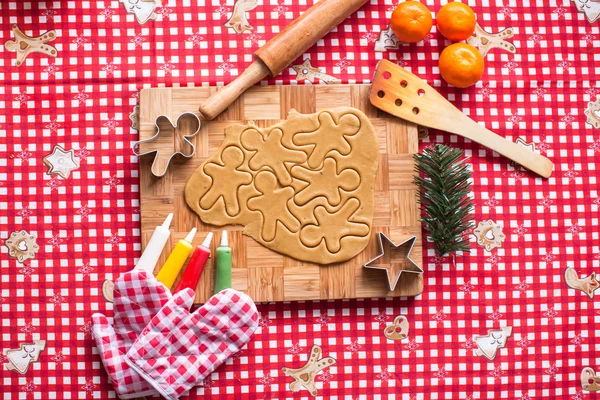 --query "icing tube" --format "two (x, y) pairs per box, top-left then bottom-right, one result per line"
(156, 227), (197, 290)
(134, 213), (173, 273)
(214, 231), (232, 294)
(174, 233), (213, 293)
